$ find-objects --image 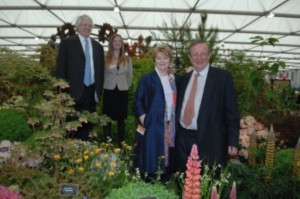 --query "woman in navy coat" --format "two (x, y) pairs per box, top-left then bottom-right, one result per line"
(134, 45), (177, 181)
